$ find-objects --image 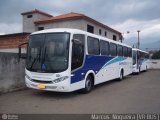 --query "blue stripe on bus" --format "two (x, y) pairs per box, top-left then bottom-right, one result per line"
(101, 56), (127, 69)
(71, 55), (127, 84)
